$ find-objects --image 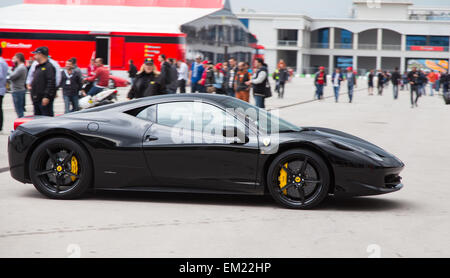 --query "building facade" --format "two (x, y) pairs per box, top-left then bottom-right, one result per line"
(237, 0), (450, 74)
